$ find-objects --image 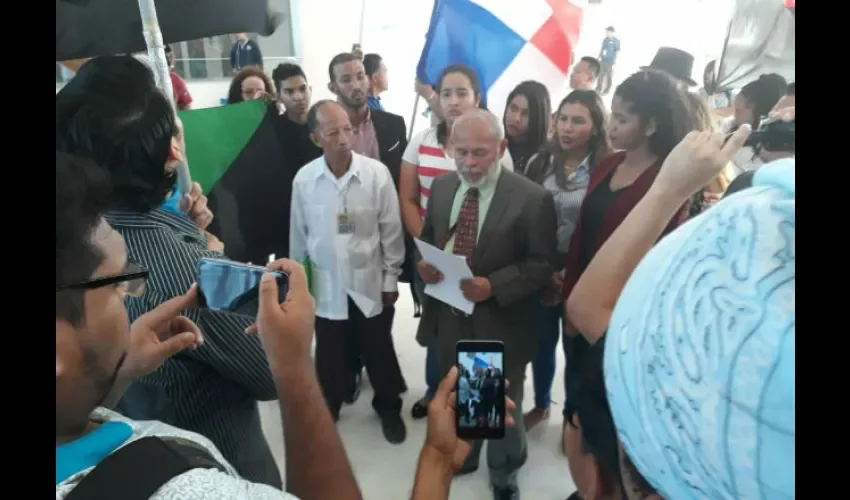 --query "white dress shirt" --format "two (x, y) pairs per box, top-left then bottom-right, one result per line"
(290, 153), (405, 320)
